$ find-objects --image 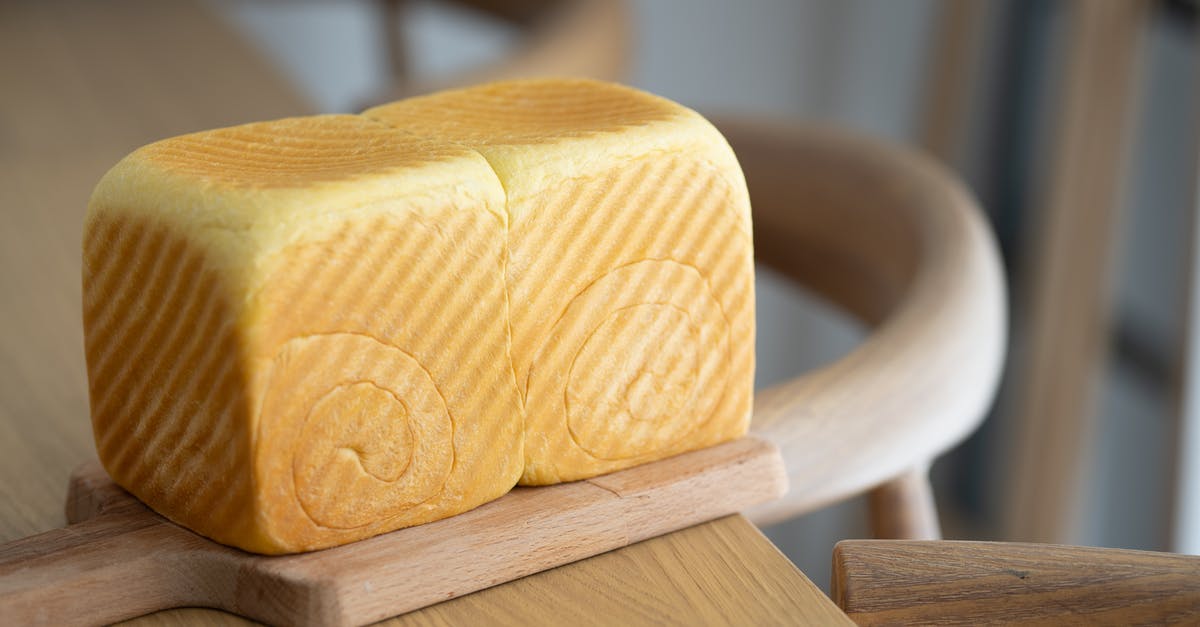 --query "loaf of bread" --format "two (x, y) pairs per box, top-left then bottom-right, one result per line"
(83, 79), (753, 554)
